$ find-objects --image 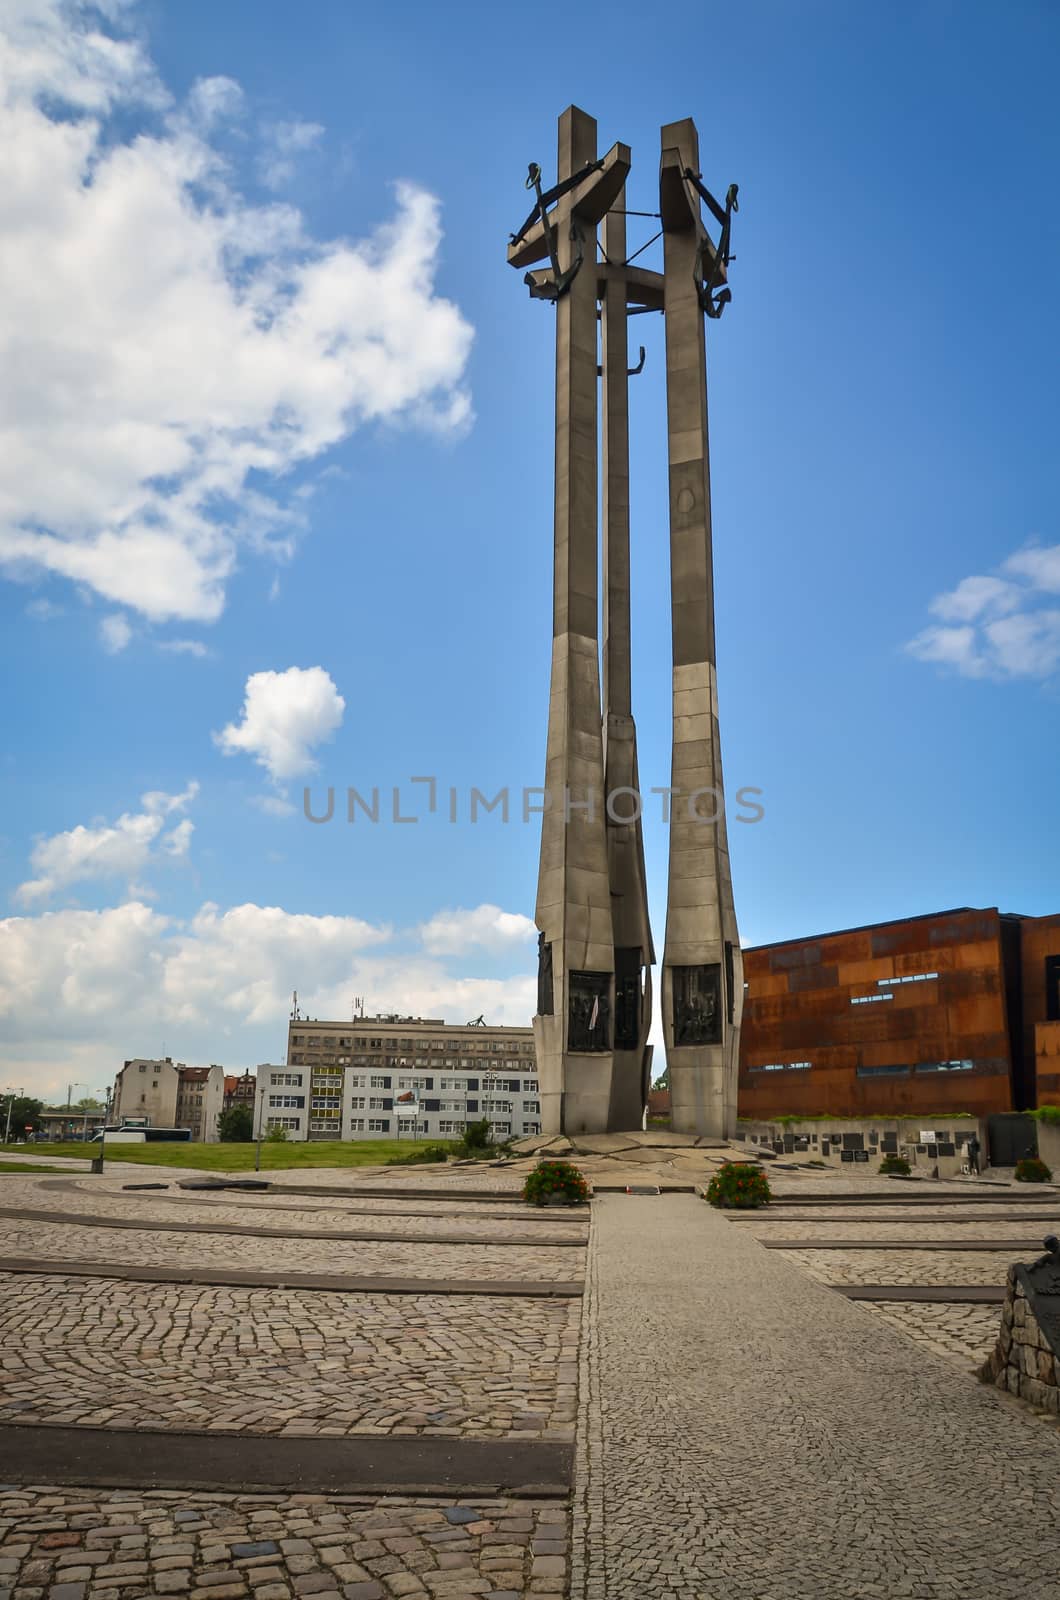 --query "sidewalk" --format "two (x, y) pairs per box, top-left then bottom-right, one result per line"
(573, 1193), (1060, 1600)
